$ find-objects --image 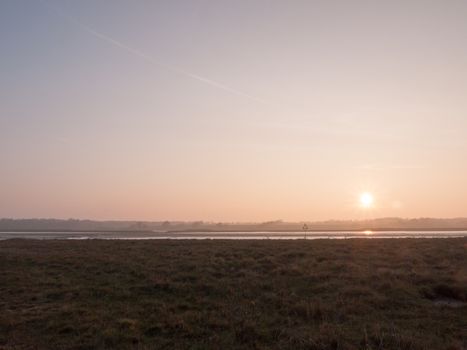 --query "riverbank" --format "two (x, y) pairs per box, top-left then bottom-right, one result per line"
(1, 230), (466, 240)
(1, 238), (466, 349)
